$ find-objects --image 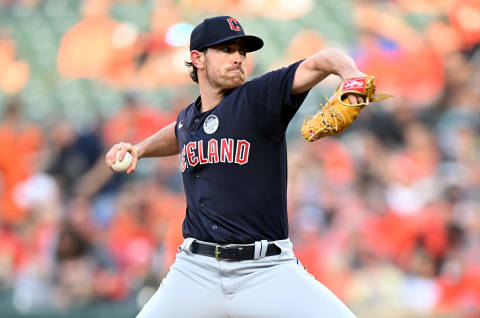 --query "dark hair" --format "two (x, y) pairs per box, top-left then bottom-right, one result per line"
(185, 49), (207, 84)
(185, 60), (199, 83)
